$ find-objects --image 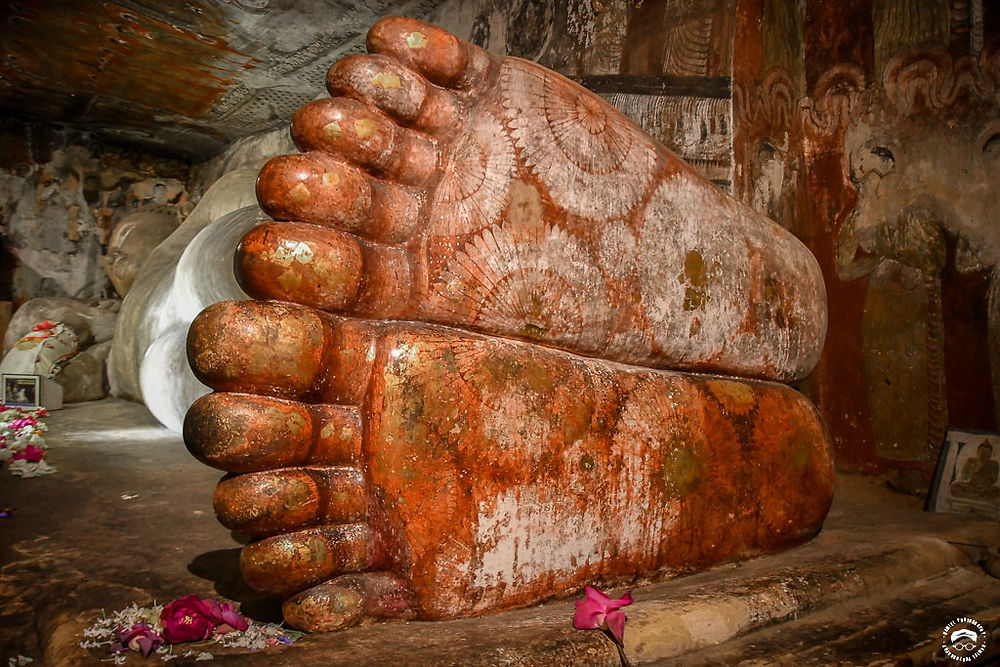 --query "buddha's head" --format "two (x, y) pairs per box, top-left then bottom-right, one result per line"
(100, 207), (178, 297)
